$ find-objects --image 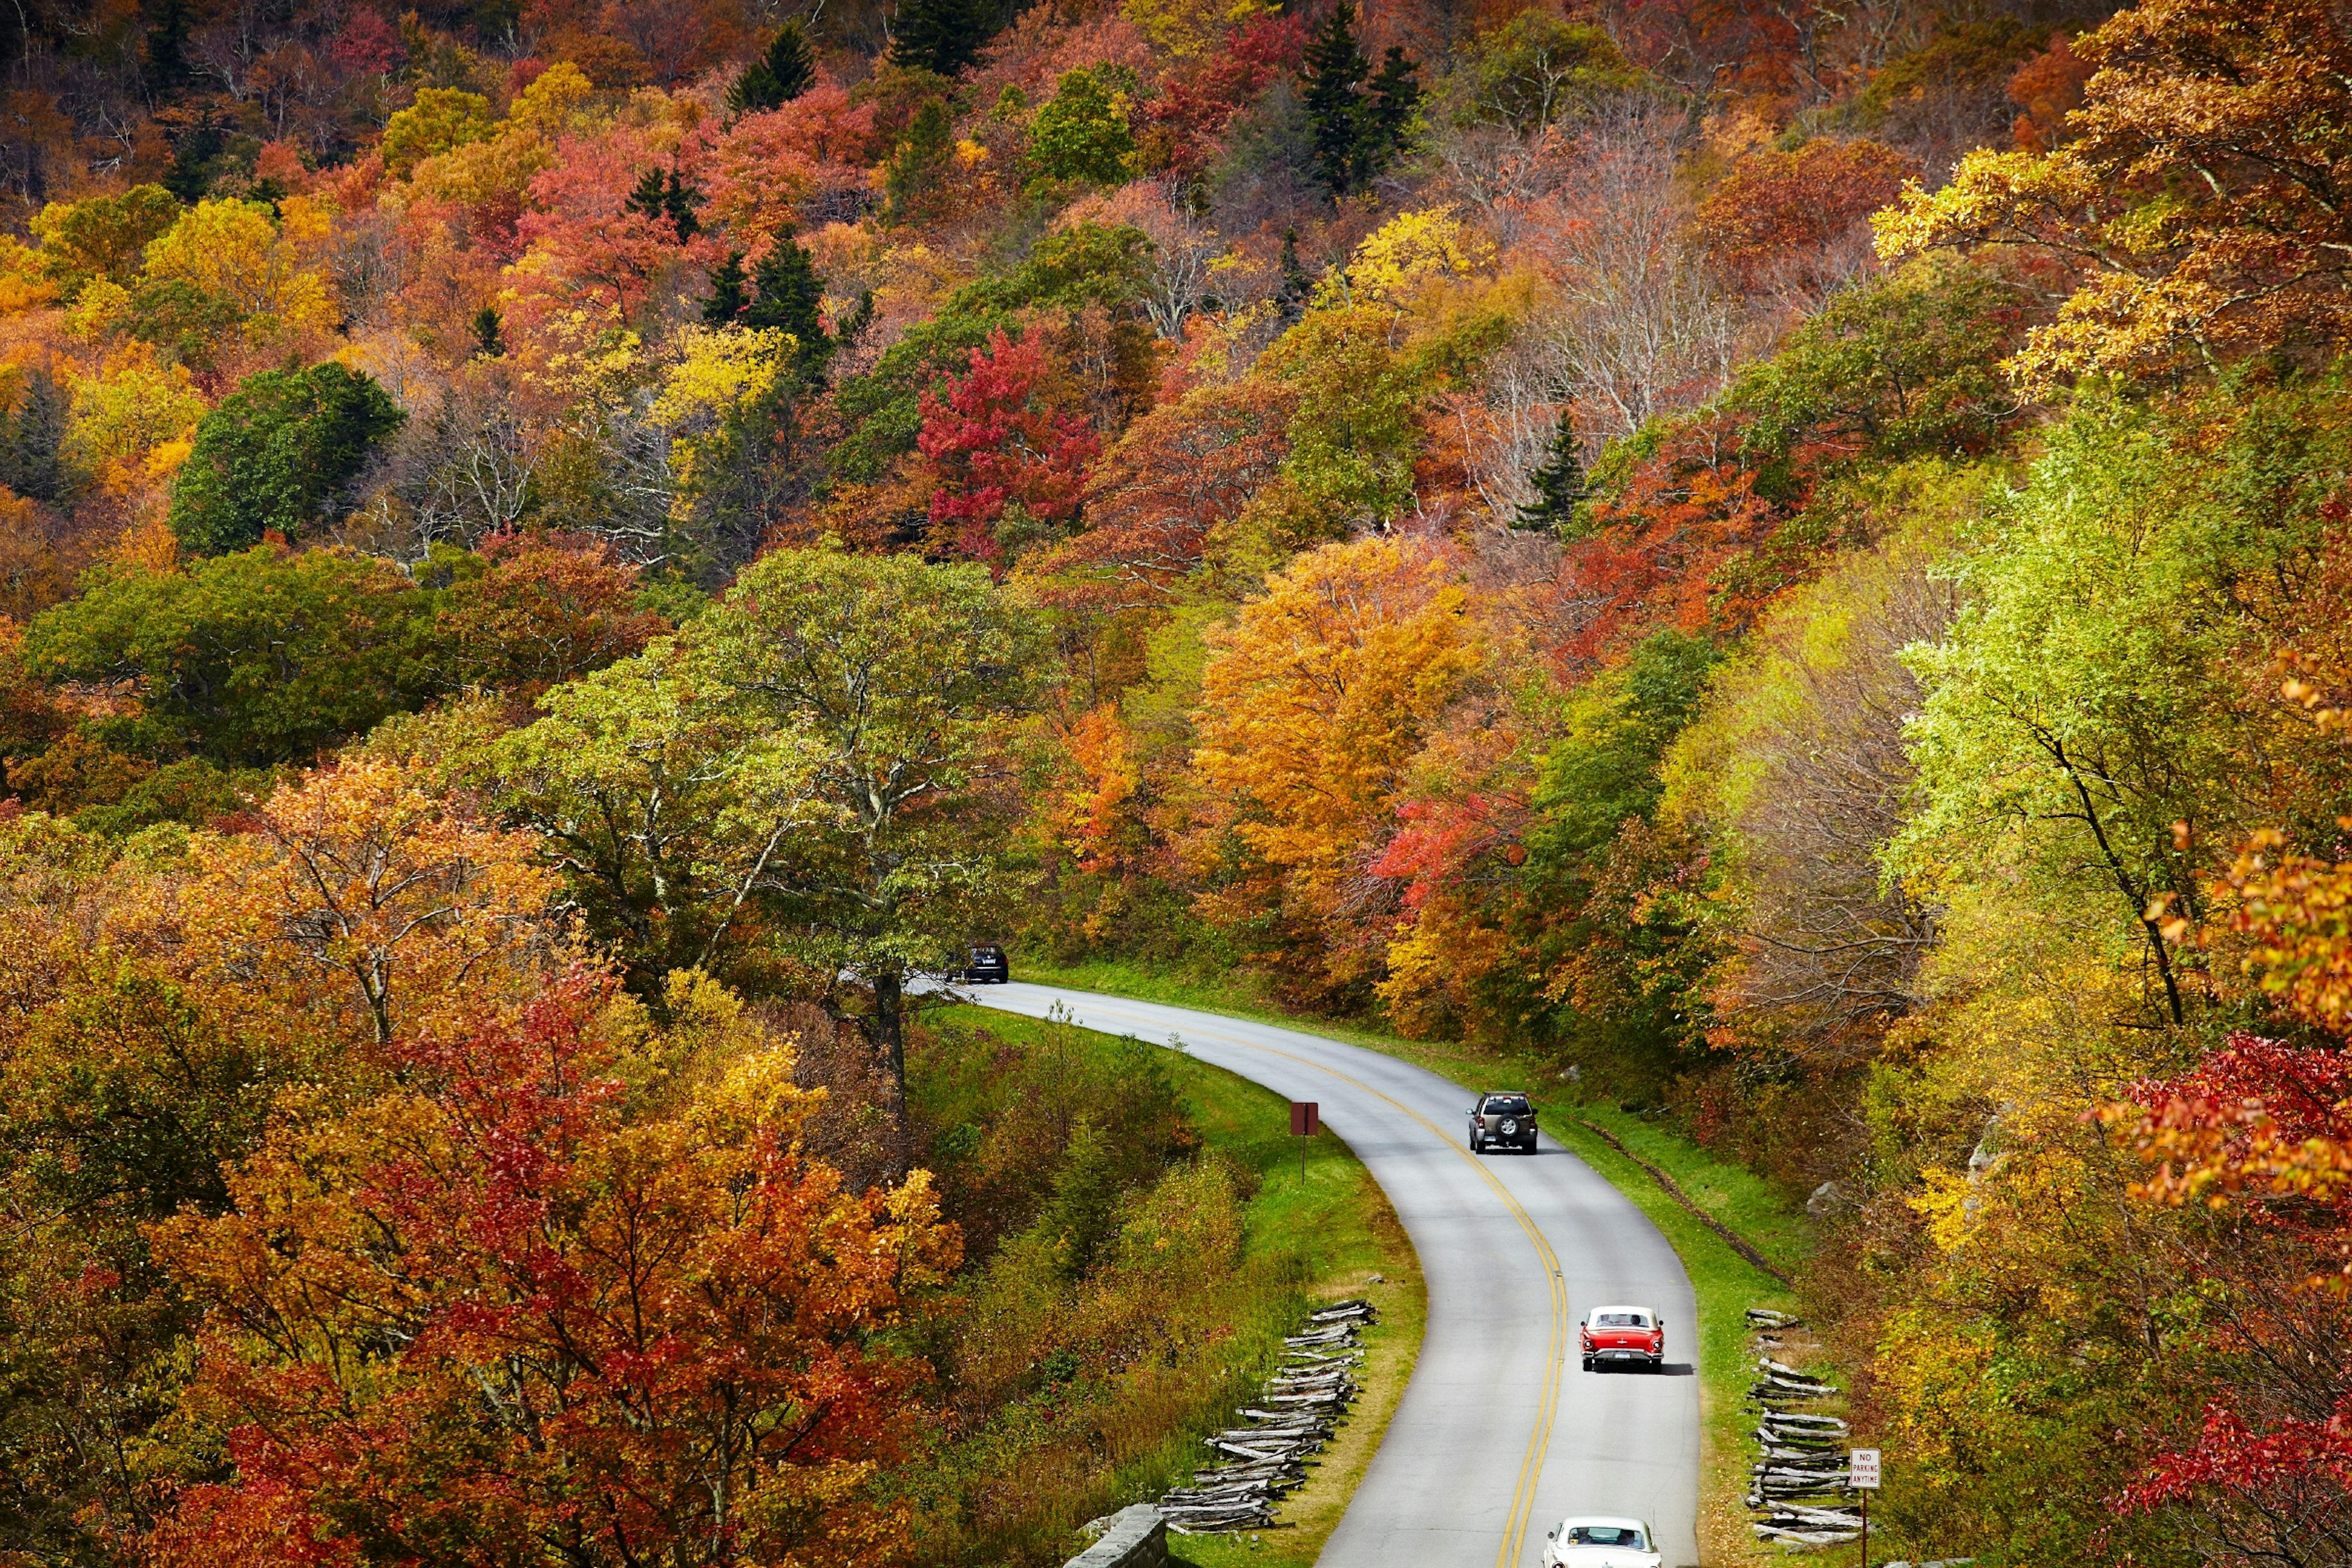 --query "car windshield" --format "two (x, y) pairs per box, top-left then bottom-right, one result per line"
(1594, 1312), (1650, 1329)
(1485, 1096), (1529, 1114)
(1566, 1525), (1647, 1548)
